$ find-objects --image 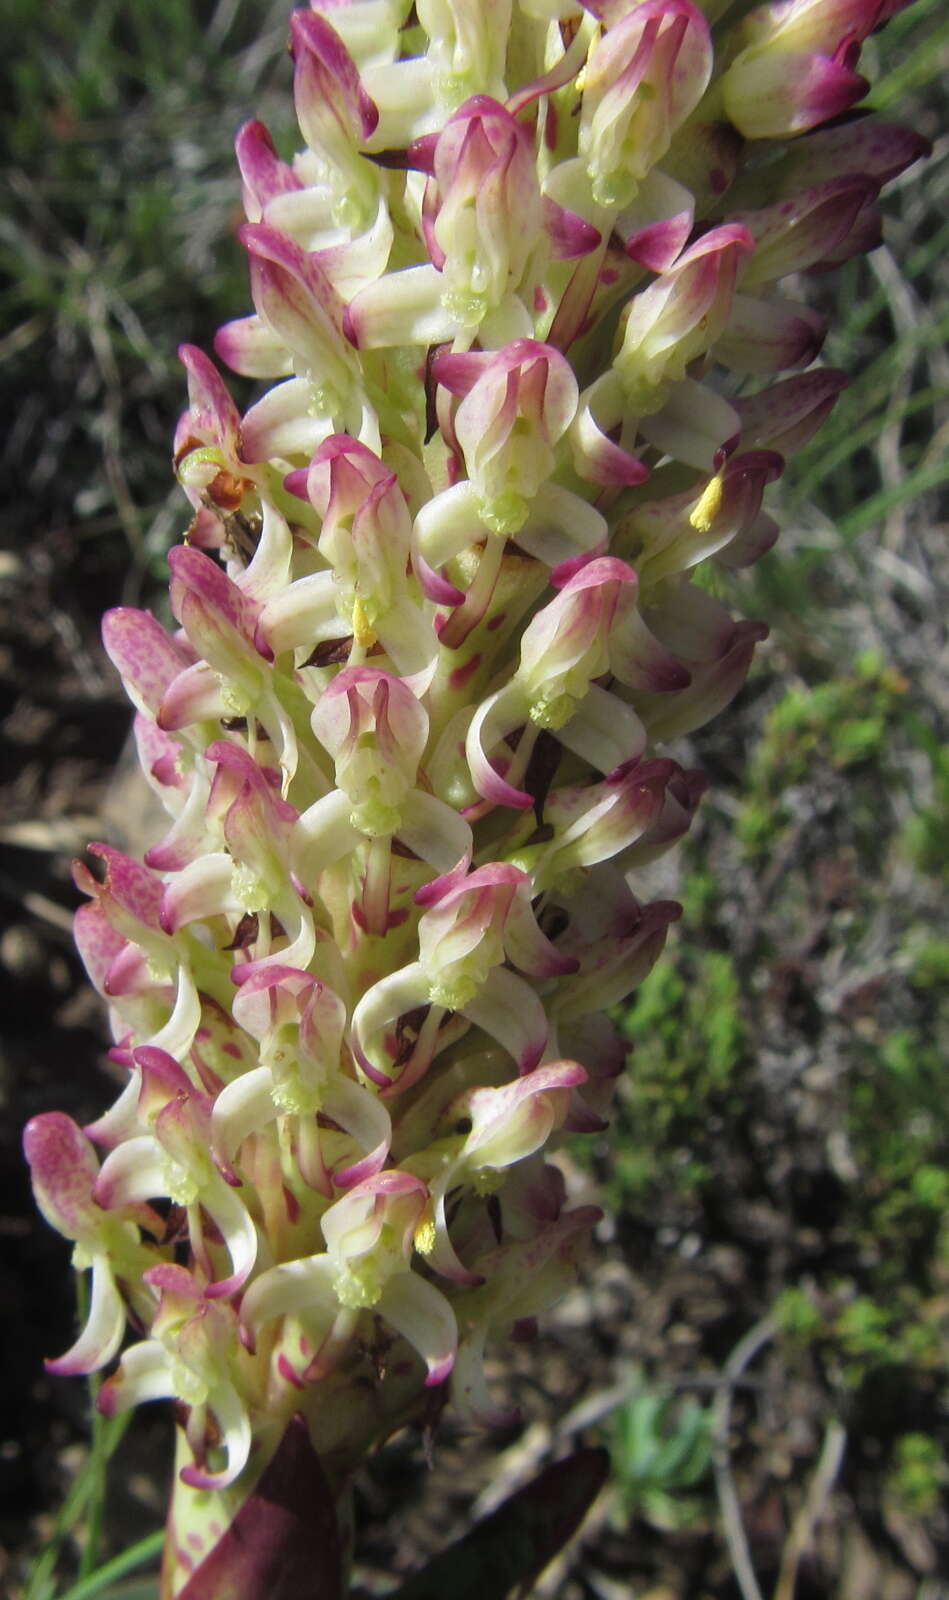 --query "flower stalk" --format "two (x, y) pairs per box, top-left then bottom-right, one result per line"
(26, 0), (926, 1591)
